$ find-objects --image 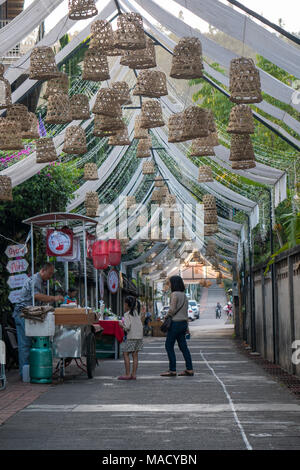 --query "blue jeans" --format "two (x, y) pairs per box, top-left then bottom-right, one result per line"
(165, 321), (193, 372)
(13, 306), (32, 377)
